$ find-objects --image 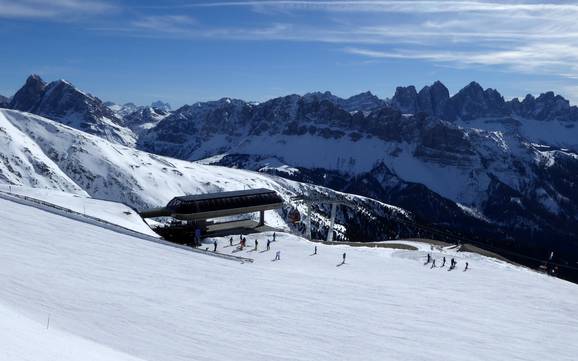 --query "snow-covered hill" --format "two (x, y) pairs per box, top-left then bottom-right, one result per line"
(0, 108), (410, 241)
(0, 191), (577, 361)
